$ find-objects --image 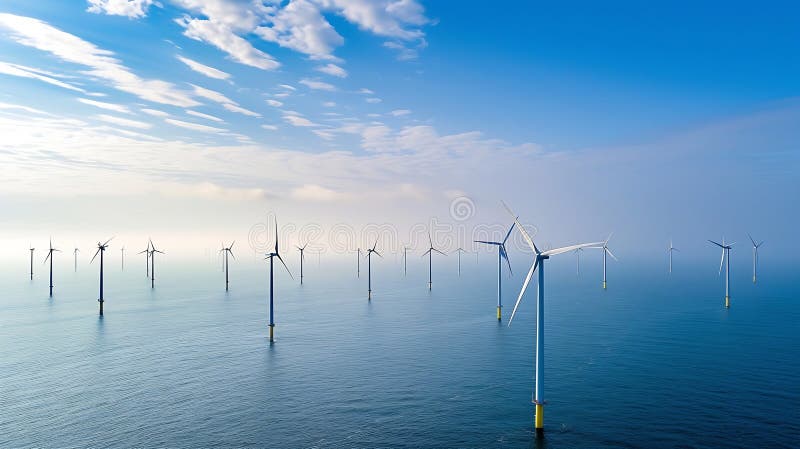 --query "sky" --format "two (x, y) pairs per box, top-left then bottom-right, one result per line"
(0, 0), (798, 264)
